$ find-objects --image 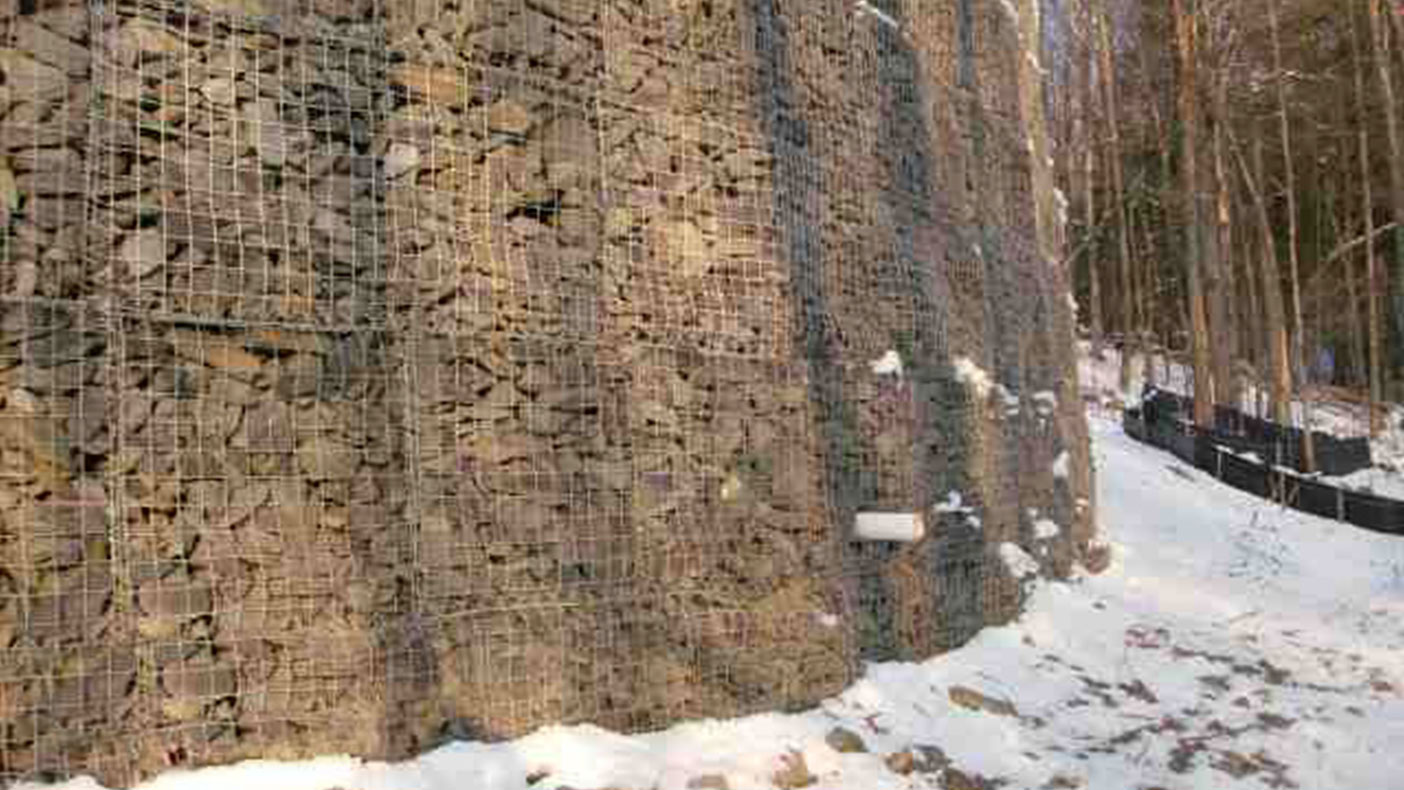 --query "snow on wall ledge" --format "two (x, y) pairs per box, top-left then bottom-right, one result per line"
(0, 0), (1092, 785)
